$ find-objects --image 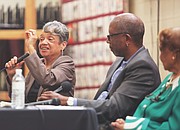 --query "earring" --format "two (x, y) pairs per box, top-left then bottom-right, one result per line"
(172, 56), (175, 60)
(61, 49), (64, 56)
